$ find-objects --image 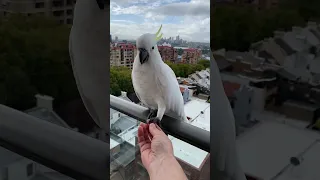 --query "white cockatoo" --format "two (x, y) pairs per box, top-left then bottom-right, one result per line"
(132, 25), (188, 126)
(69, 0), (109, 132)
(210, 54), (247, 180)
